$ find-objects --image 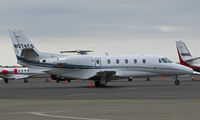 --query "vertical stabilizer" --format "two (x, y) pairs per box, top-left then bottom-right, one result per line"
(176, 40), (193, 61)
(8, 29), (40, 60)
